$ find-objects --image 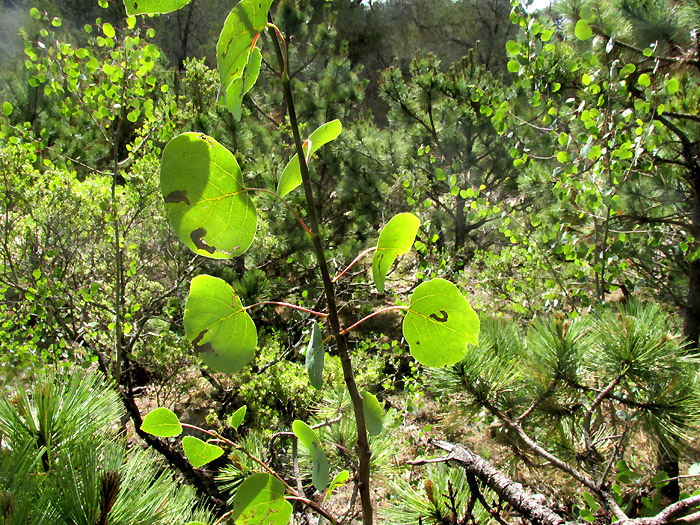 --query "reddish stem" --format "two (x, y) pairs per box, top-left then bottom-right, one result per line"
(332, 246), (377, 283)
(245, 187), (311, 234)
(340, 305), (408, 335)
(245, 301), (327, 317)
